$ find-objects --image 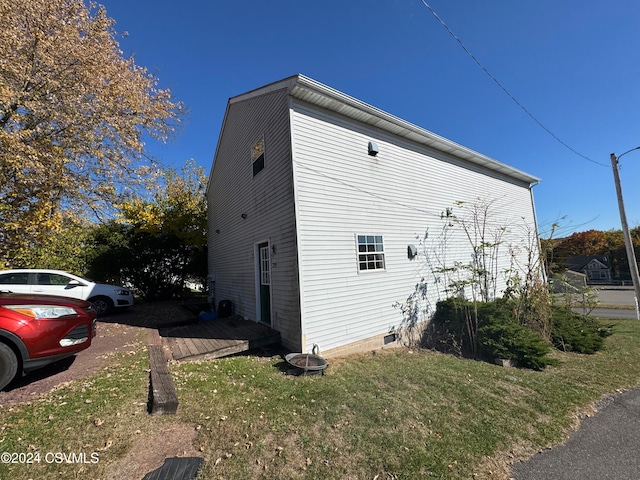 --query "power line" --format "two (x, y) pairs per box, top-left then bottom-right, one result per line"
(419, 0), (608, 168)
